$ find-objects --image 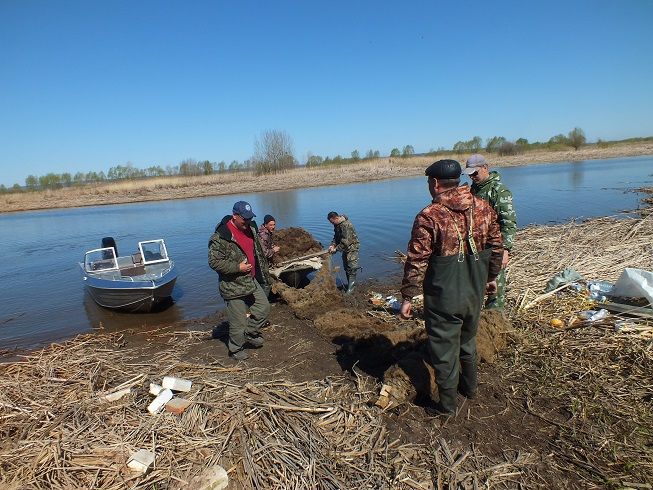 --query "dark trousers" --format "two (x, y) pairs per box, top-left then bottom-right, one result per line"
(423, 250), (490, 406)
